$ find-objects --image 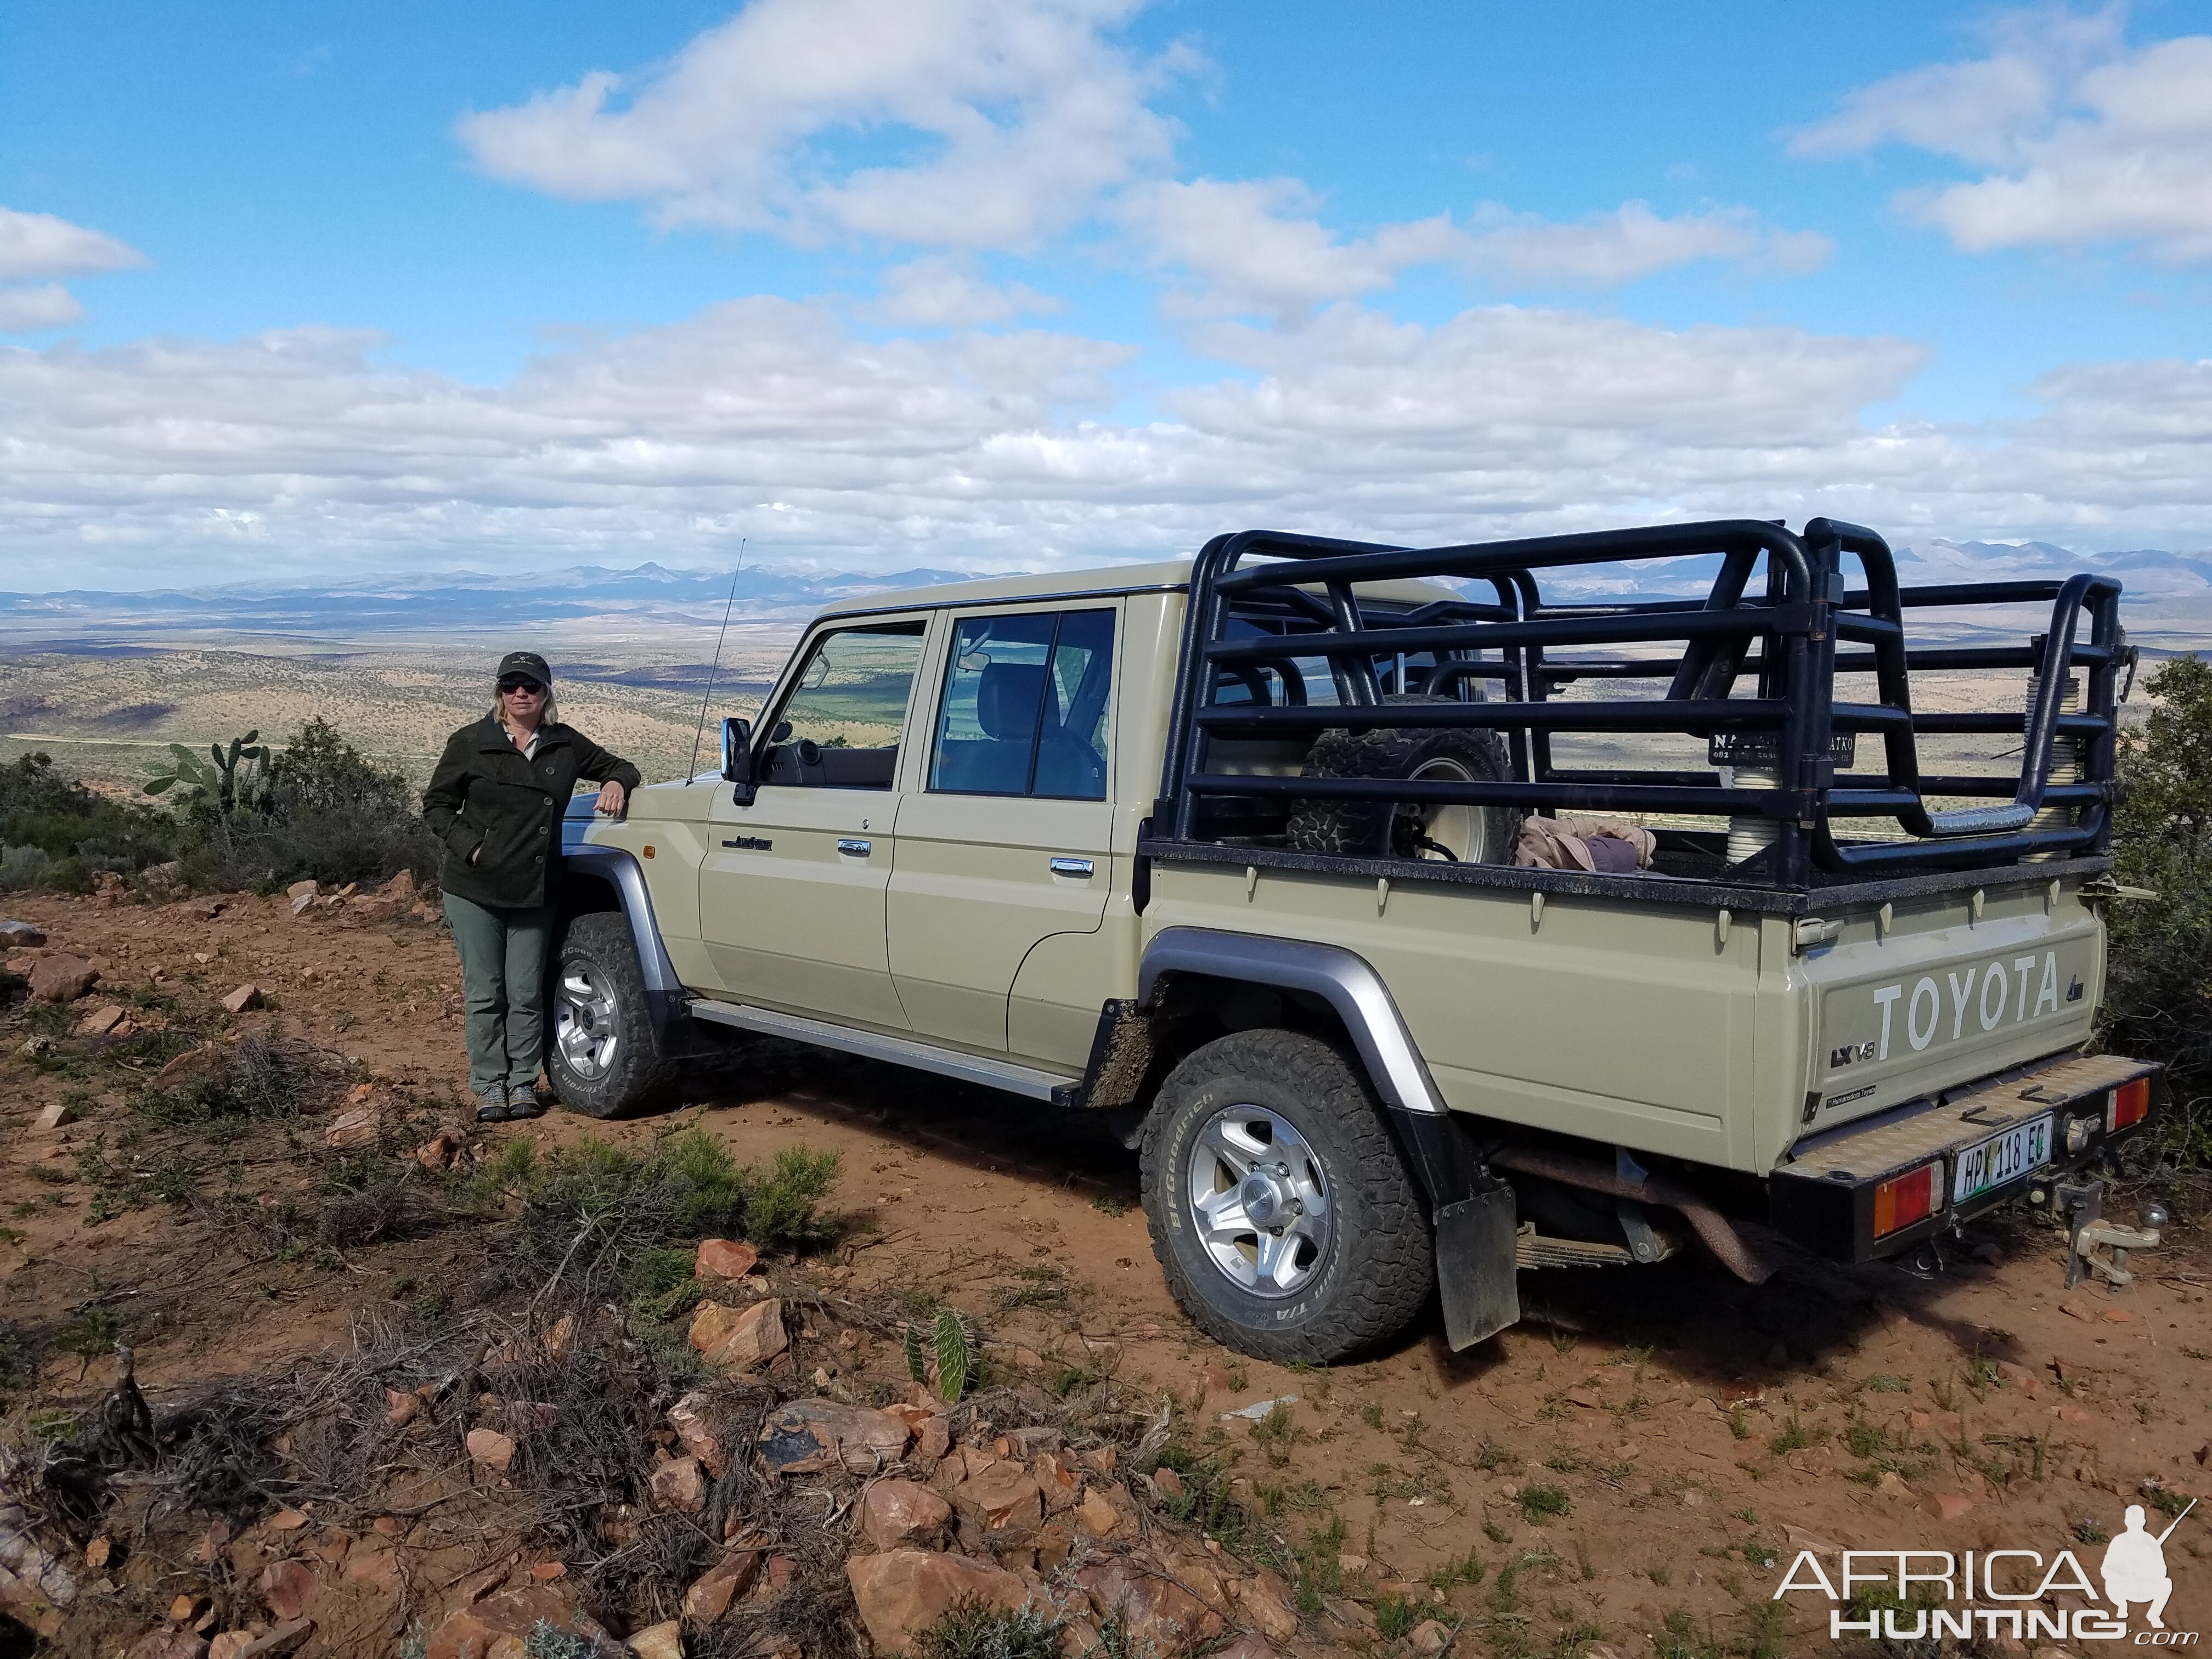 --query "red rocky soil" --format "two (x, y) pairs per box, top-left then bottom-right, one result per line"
(4, 888), (2210, 1658)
